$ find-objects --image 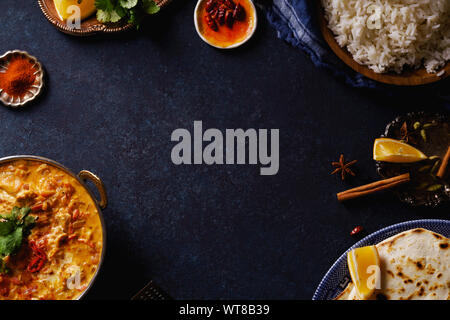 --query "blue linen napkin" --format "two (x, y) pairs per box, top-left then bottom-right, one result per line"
(264, 0), (377, 88)
(262, 0), (450, 105)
